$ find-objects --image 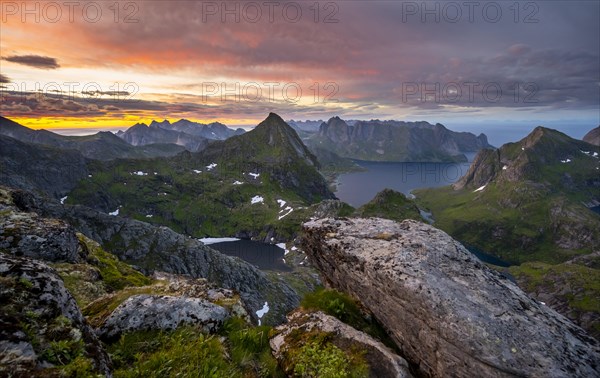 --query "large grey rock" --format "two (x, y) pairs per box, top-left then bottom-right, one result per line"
(302, 218), (600, 378)
(98, 294), (229, 340)
(271, 310), (413, 377)
(0, 254), (111, 376)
